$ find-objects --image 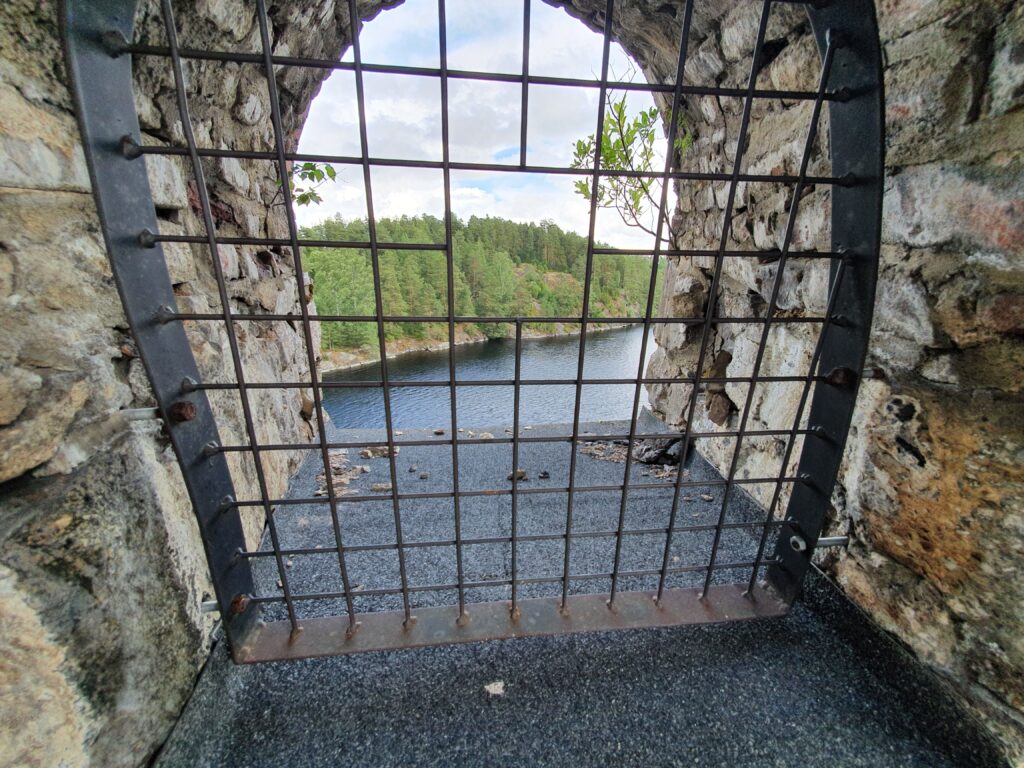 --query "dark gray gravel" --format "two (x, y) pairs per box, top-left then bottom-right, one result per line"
(156, 418), (1005, 768)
